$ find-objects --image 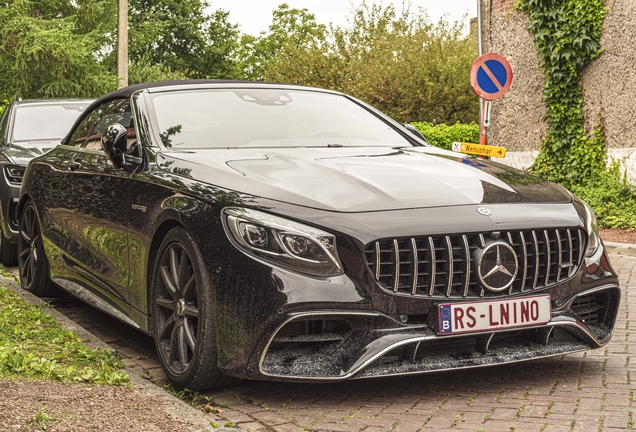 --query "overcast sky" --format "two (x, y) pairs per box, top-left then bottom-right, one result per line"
(208, 0), (478, 36)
